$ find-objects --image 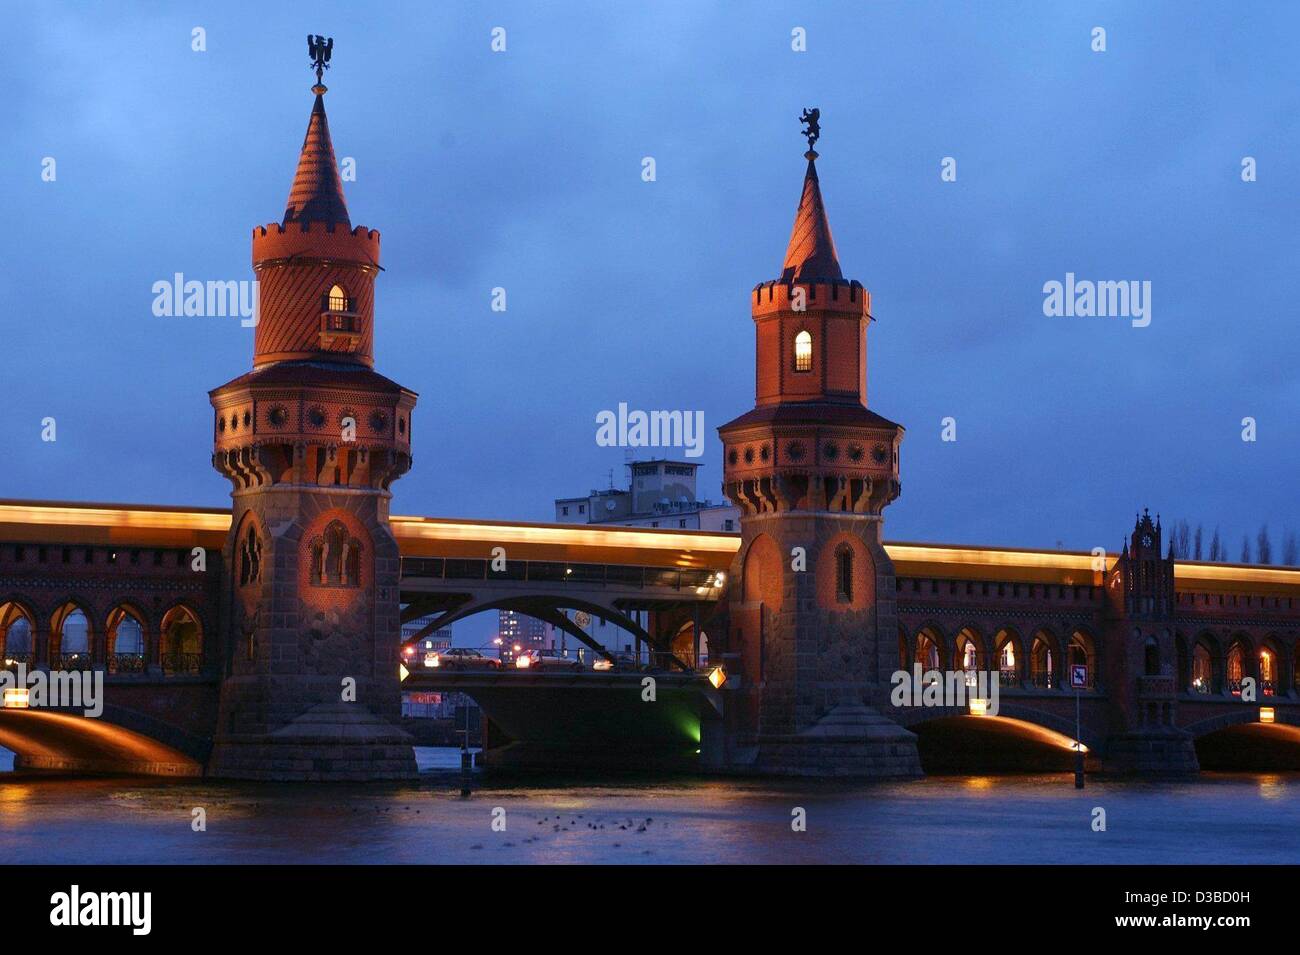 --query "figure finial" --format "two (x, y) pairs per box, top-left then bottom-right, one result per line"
(308, 34), (334, 93)
(799, 107), (821, 159)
